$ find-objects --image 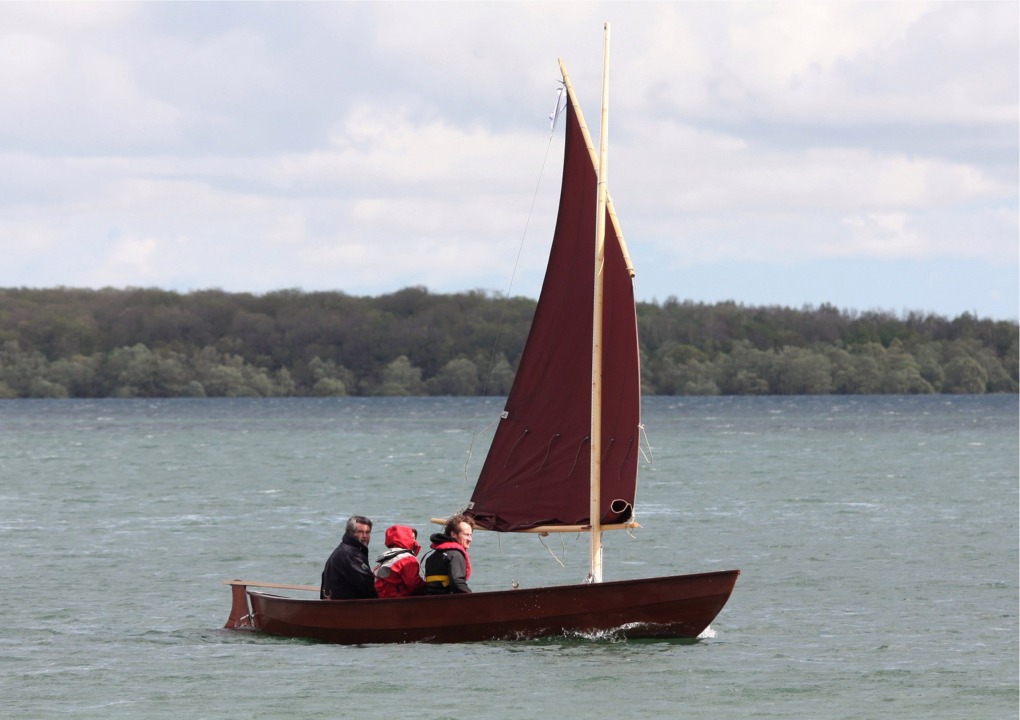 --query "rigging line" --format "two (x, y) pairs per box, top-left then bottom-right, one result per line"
(478, 110), (560, 395)
(461, 415), (500, 490)
(462, 91), (563, 490)
(638, 422), (654, 465)
(538, 532), (566, 568)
